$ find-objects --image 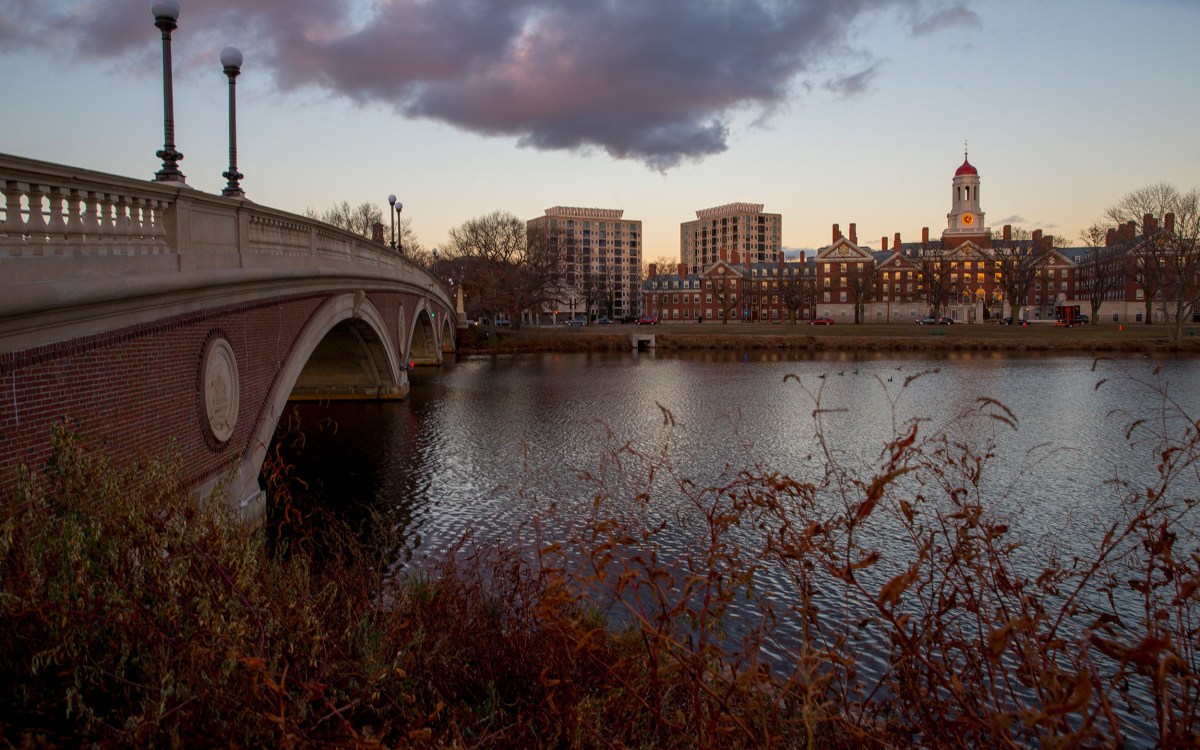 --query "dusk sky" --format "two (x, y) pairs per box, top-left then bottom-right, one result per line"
(2, 0), (1197, 260)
